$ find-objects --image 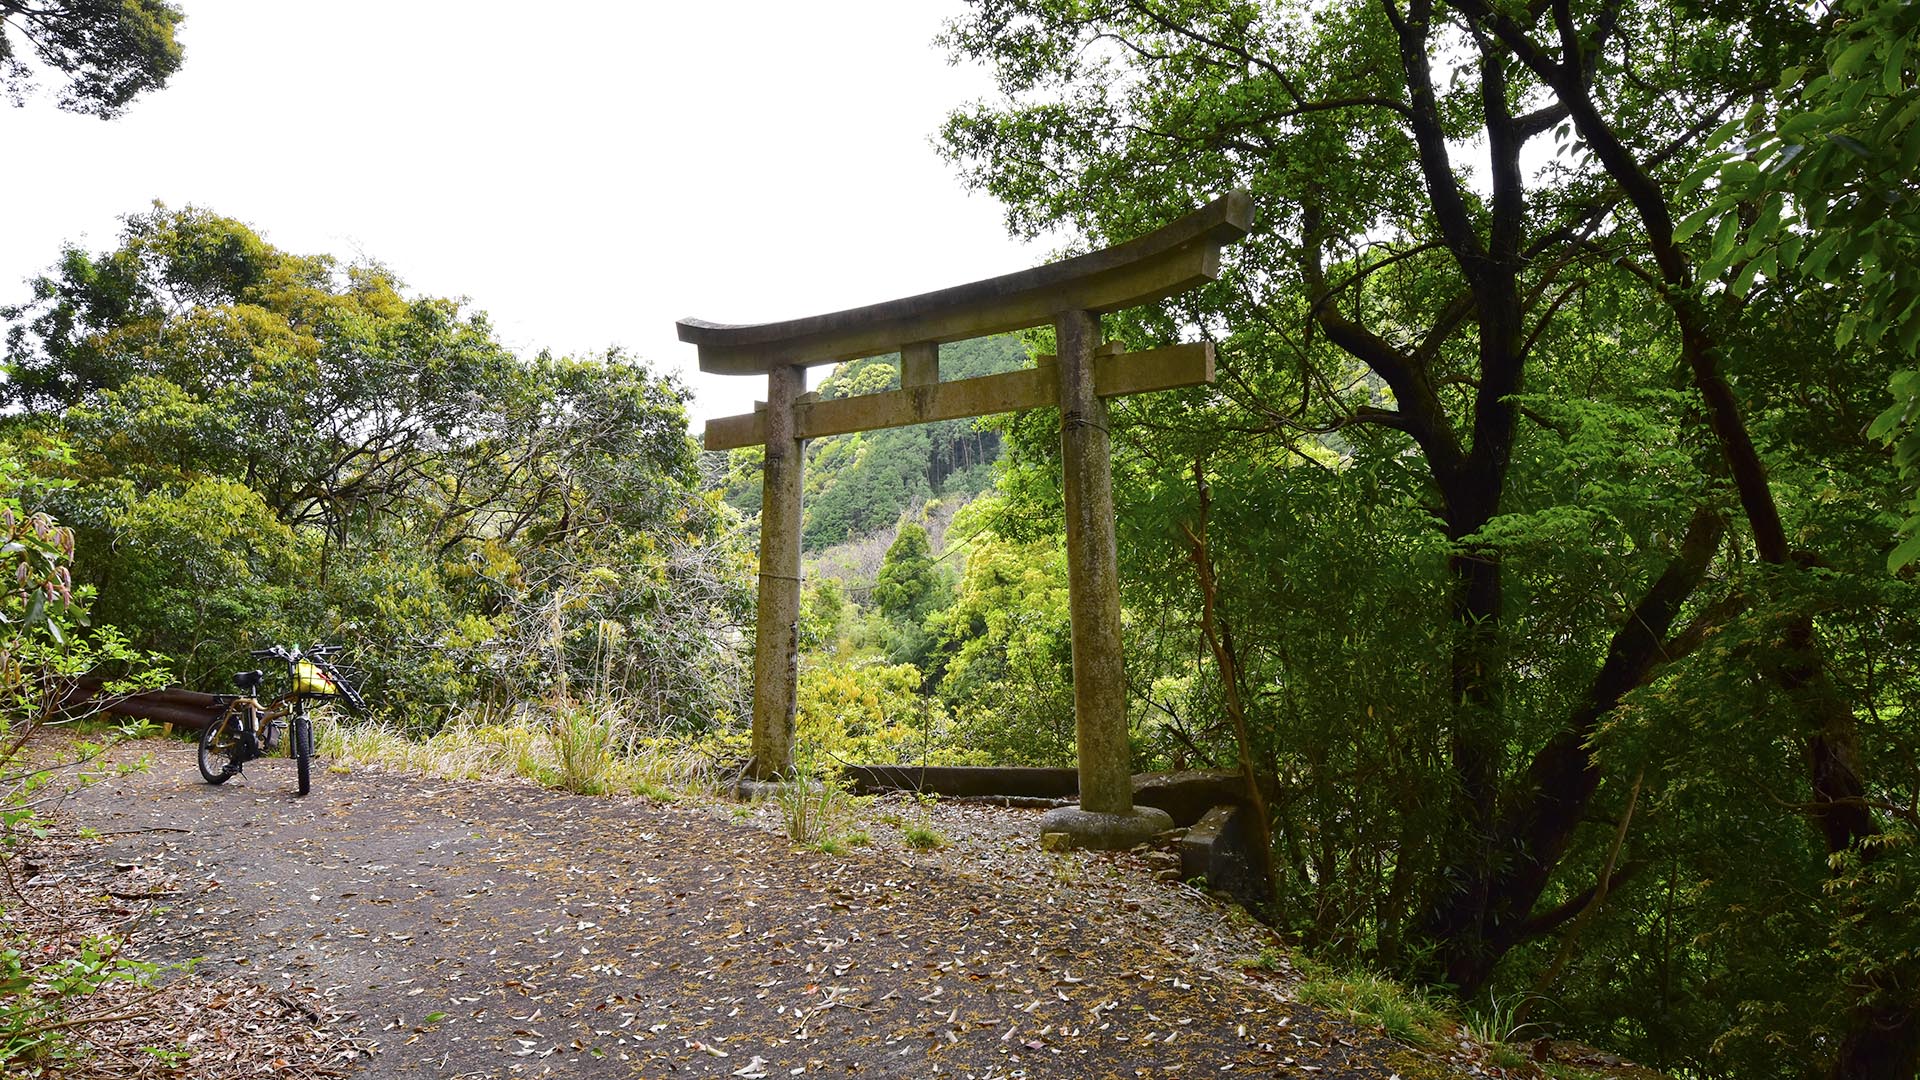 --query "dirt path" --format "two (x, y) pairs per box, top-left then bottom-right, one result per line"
(47, 738), (1464, 1079)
